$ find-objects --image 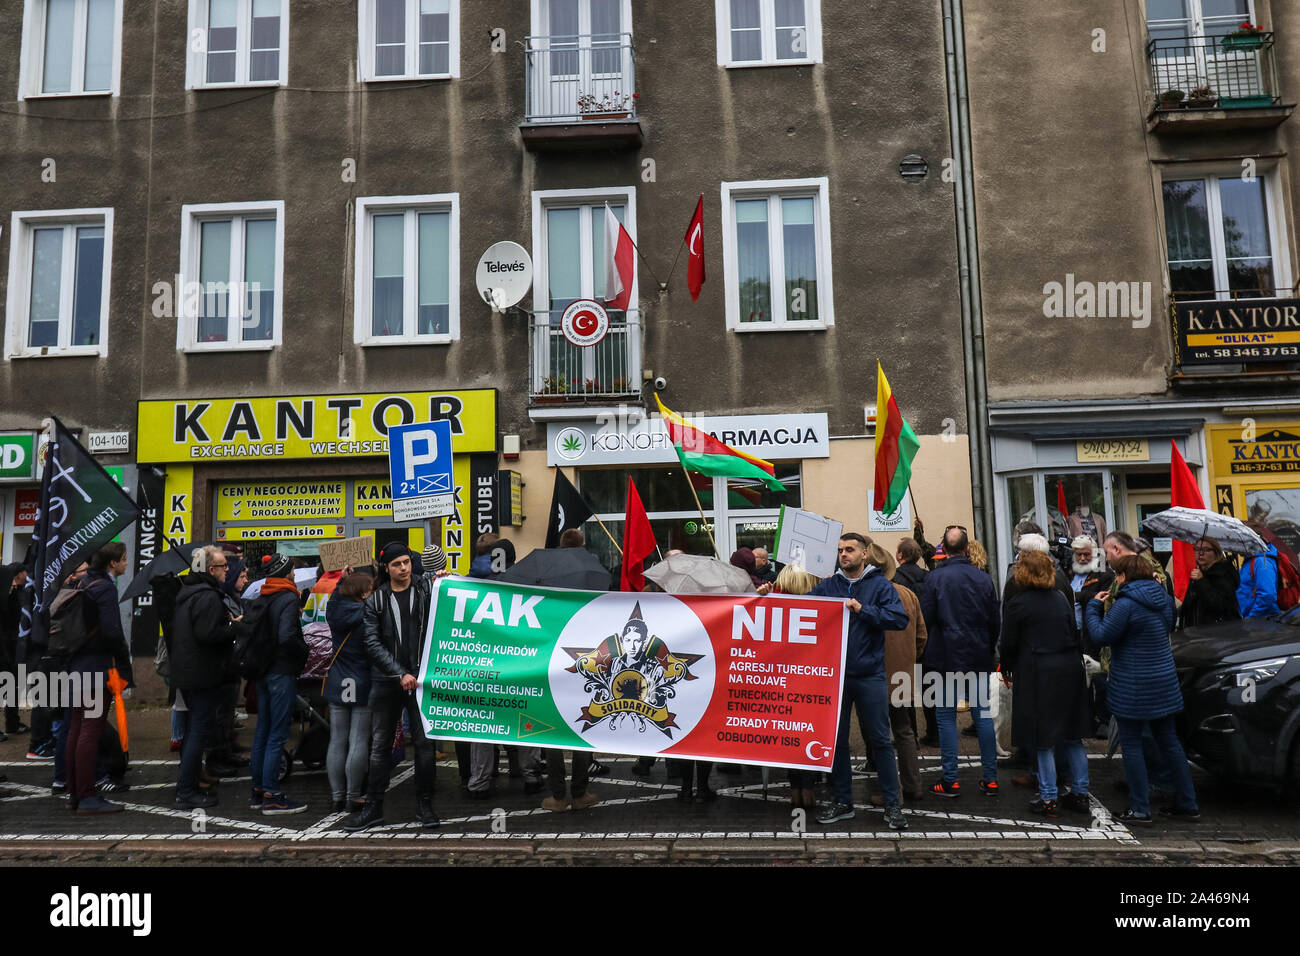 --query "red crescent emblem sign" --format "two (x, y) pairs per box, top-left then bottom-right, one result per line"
(561, 299), (610, 347)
